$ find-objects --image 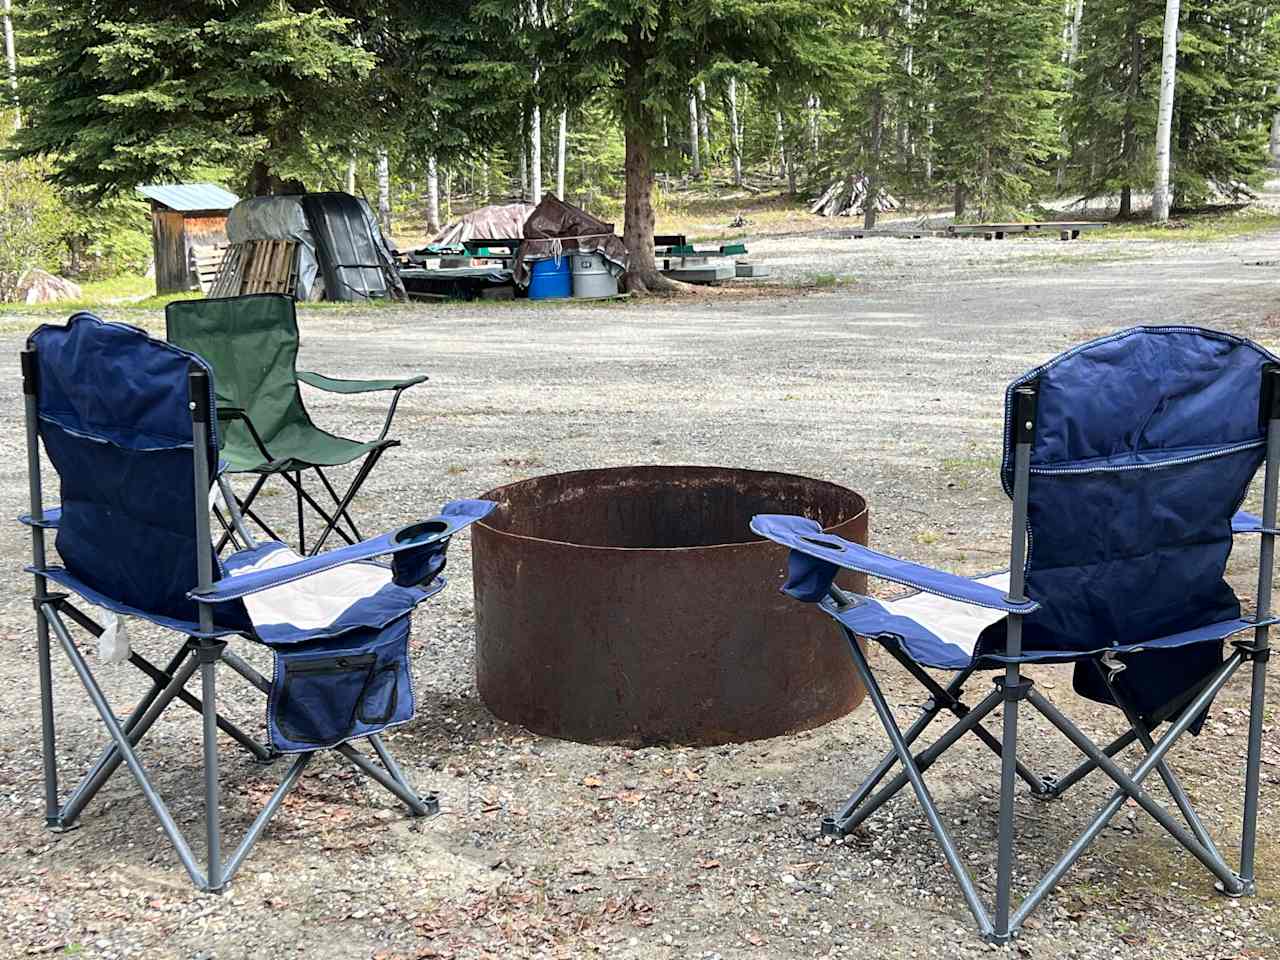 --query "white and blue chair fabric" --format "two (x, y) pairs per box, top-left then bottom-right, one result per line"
(753, 326), (1277, 942)
(20, 313), (493, 891)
